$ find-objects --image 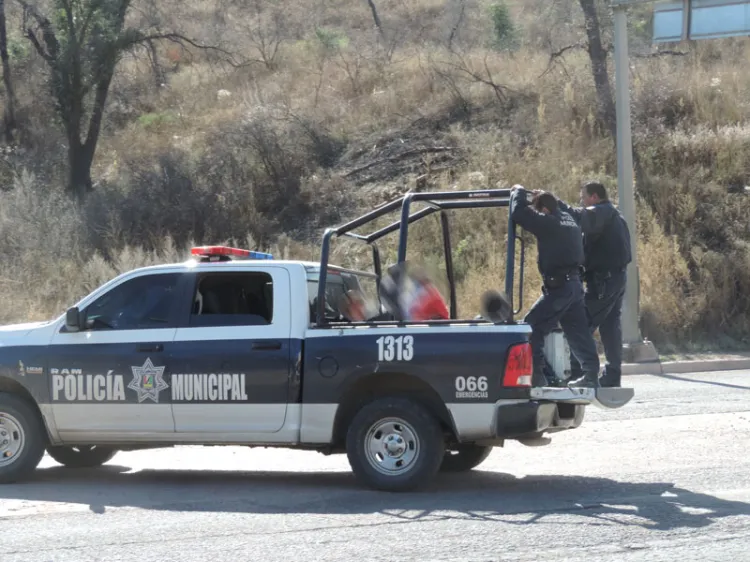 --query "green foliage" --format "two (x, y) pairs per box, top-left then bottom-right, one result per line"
(7, 38), (29, 62)
(629, 5), (655, 45)
(50, 0), (130, 84)
(137, 111), (178, 130)
(488, 1), (519, 52)
(315, 27), (349, 52)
